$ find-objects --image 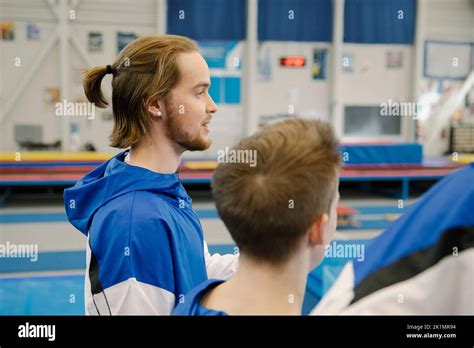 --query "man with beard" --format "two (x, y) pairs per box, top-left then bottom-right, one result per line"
(64, 35), (238, 315)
